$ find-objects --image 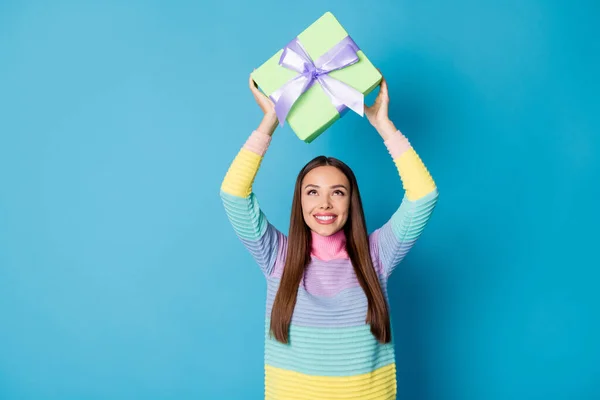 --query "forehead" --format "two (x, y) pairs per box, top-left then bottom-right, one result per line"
(302, 166), (349, 186)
